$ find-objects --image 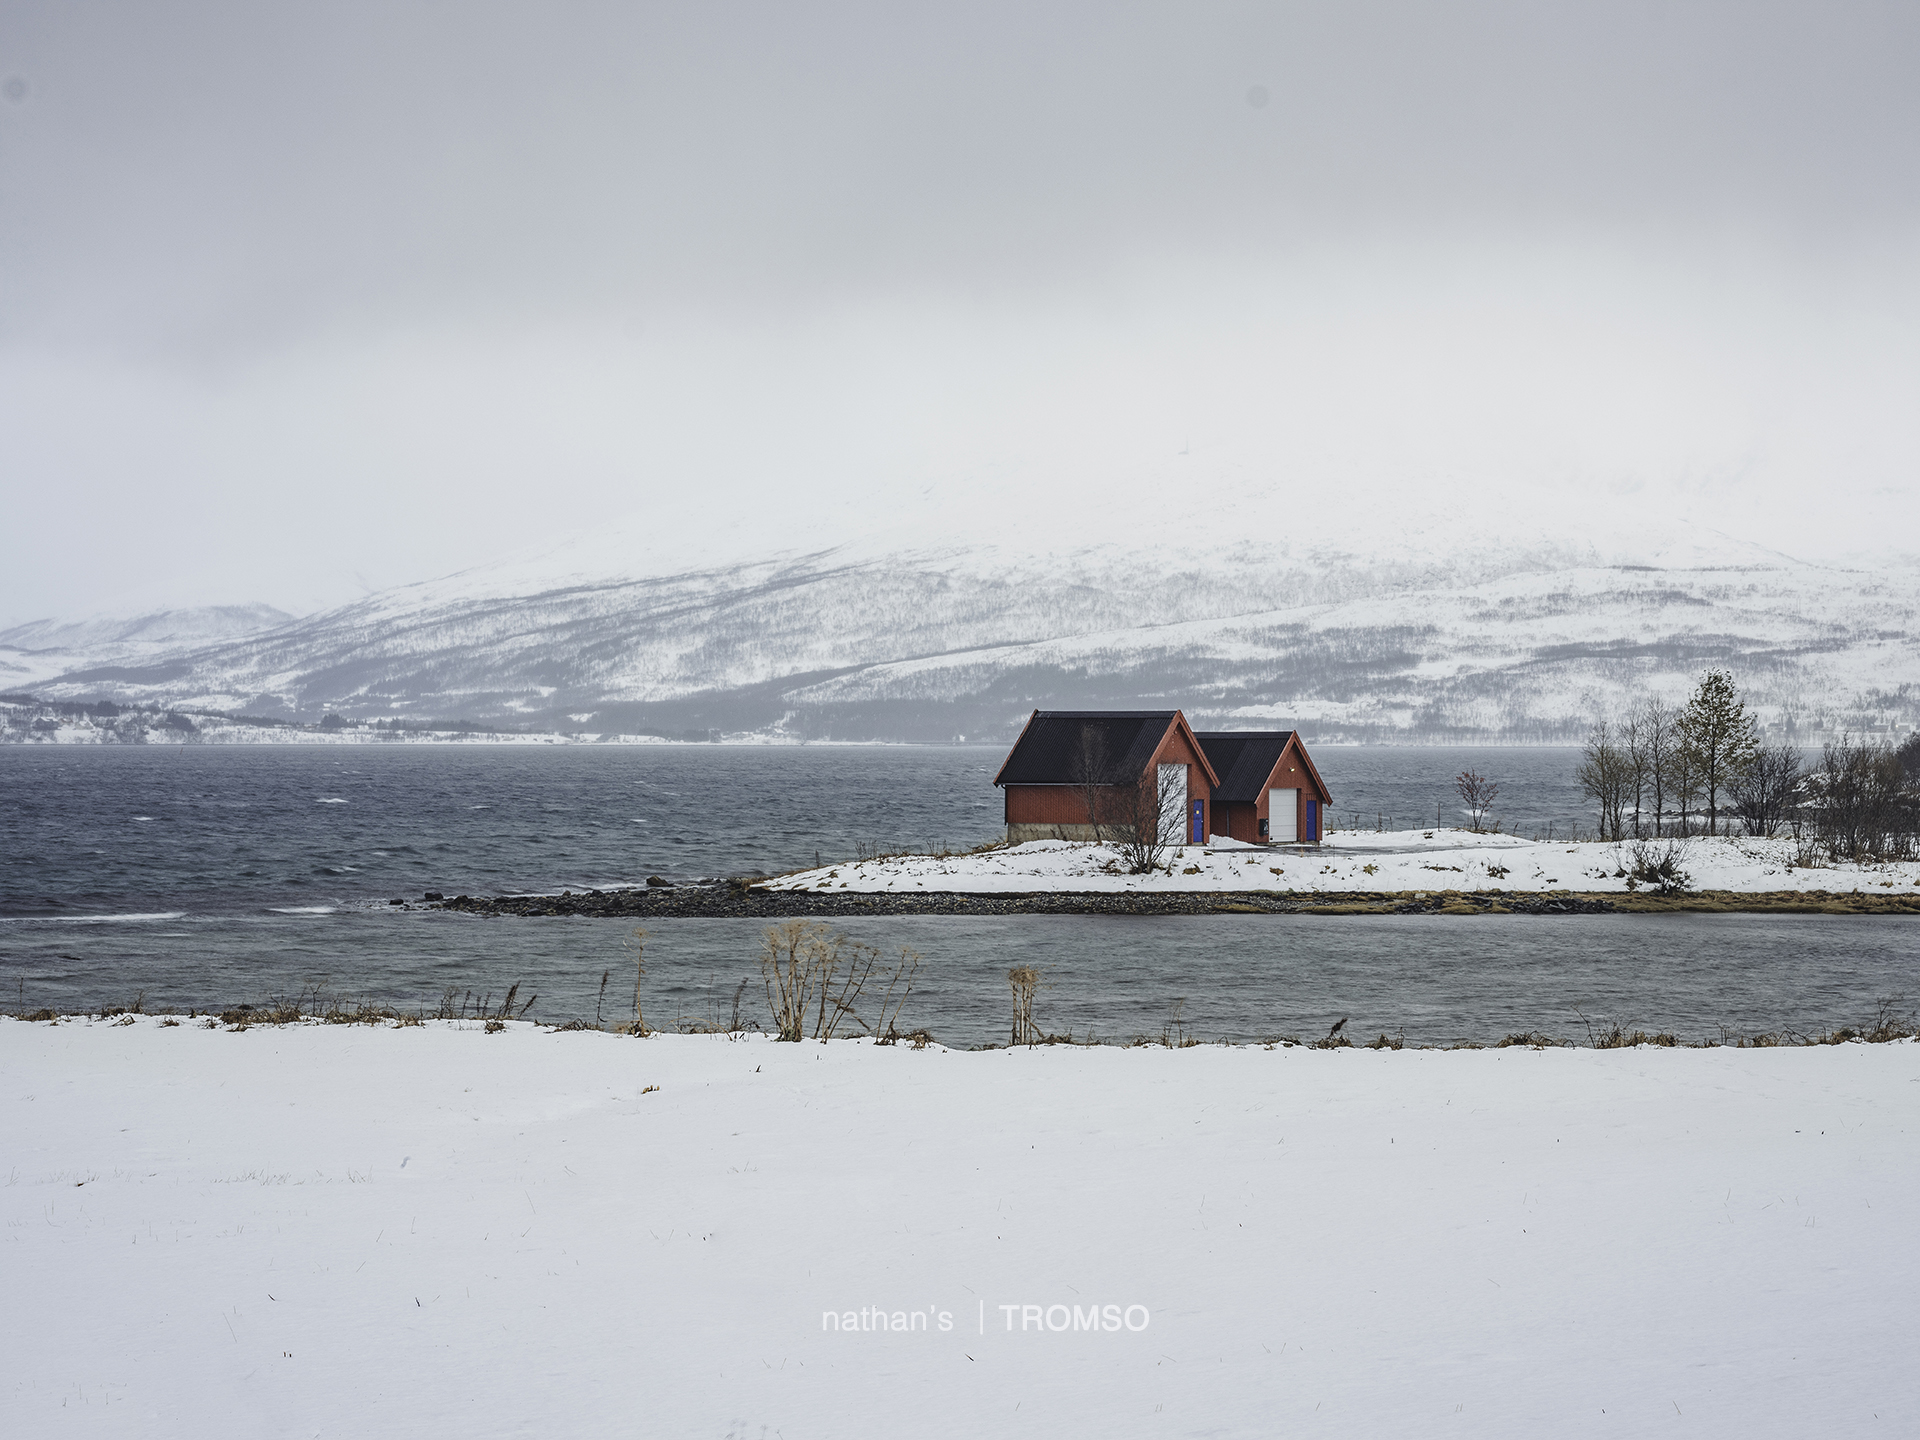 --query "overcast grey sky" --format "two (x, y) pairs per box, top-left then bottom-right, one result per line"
(3, 1), (1917, 621)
